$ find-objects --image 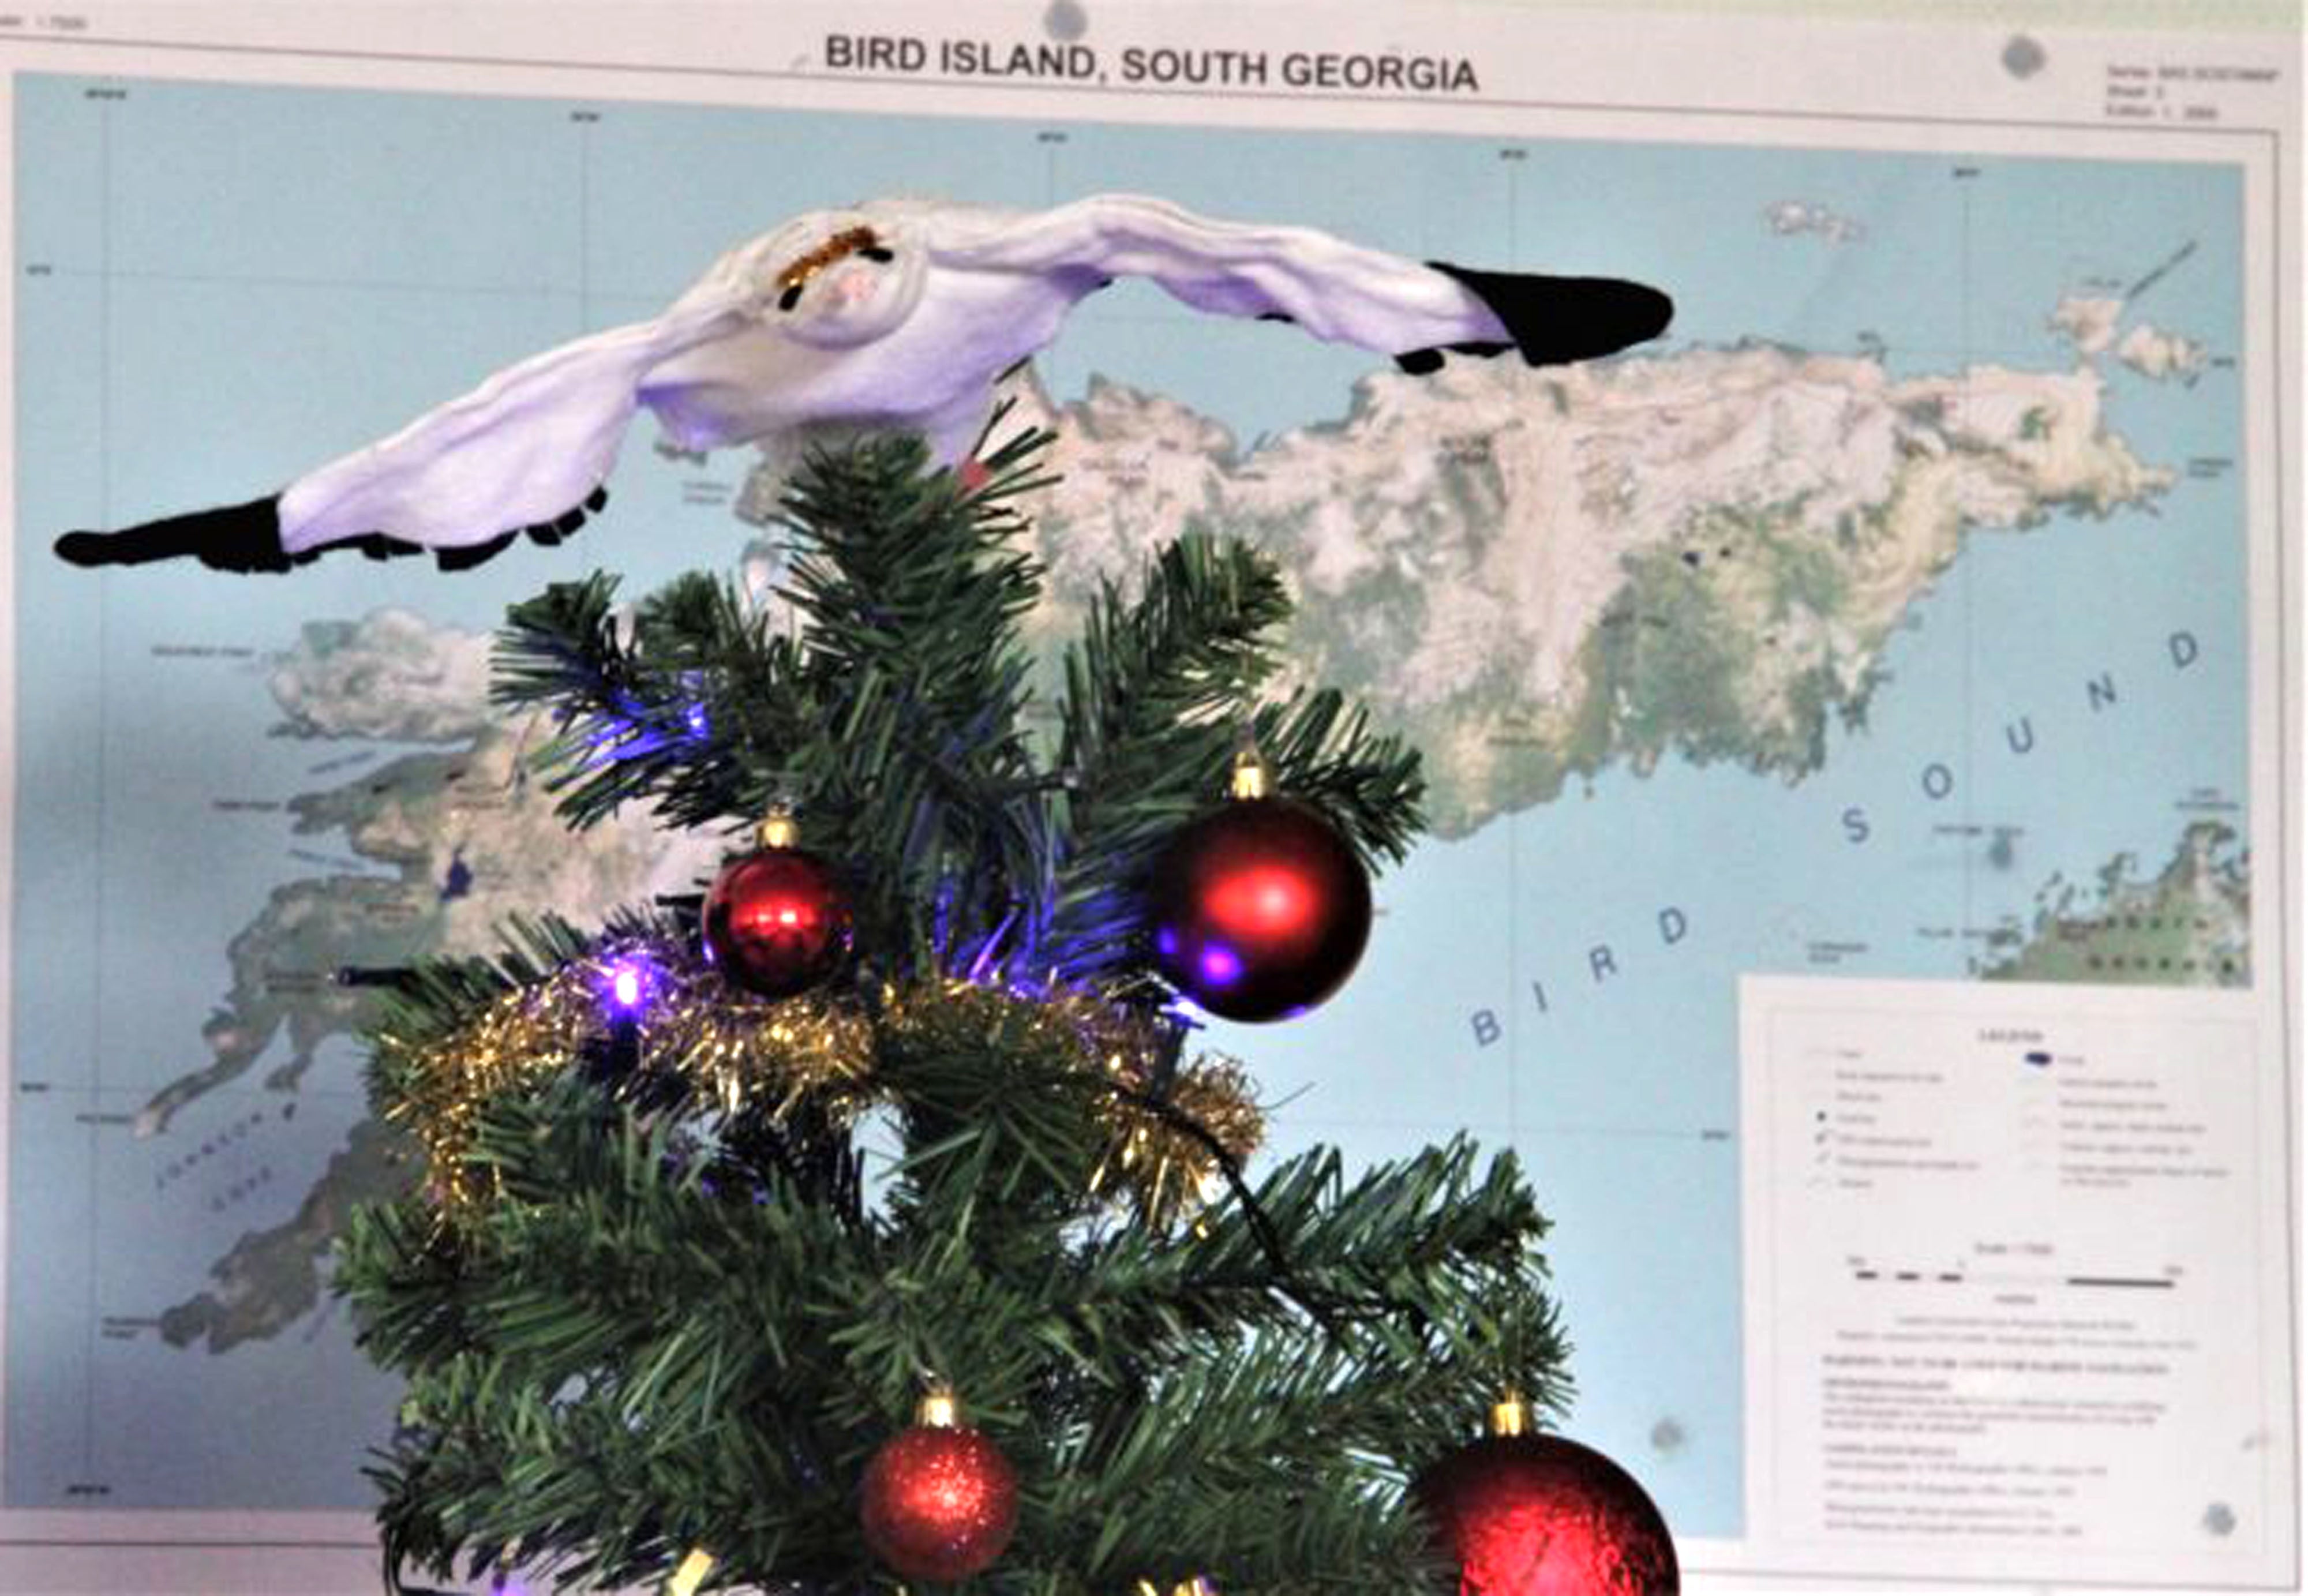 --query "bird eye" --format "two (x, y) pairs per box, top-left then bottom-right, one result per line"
(777, 282), (804, 312)
(859, 246), (894, 263)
